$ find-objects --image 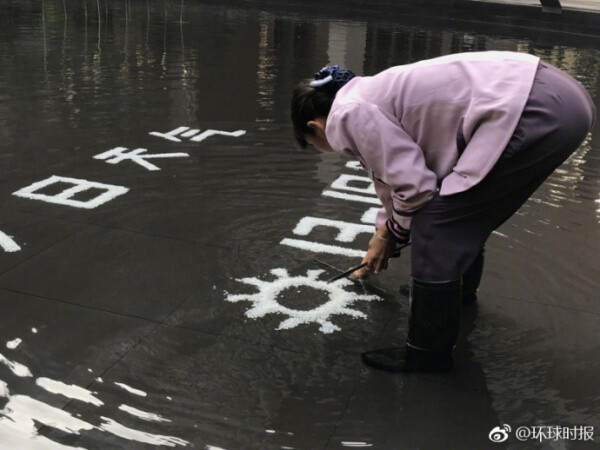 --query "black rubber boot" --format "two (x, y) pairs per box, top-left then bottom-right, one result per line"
(362, 278), (461, 373)
(402, 249), (483, 303)
(462, 248), (484, 305)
